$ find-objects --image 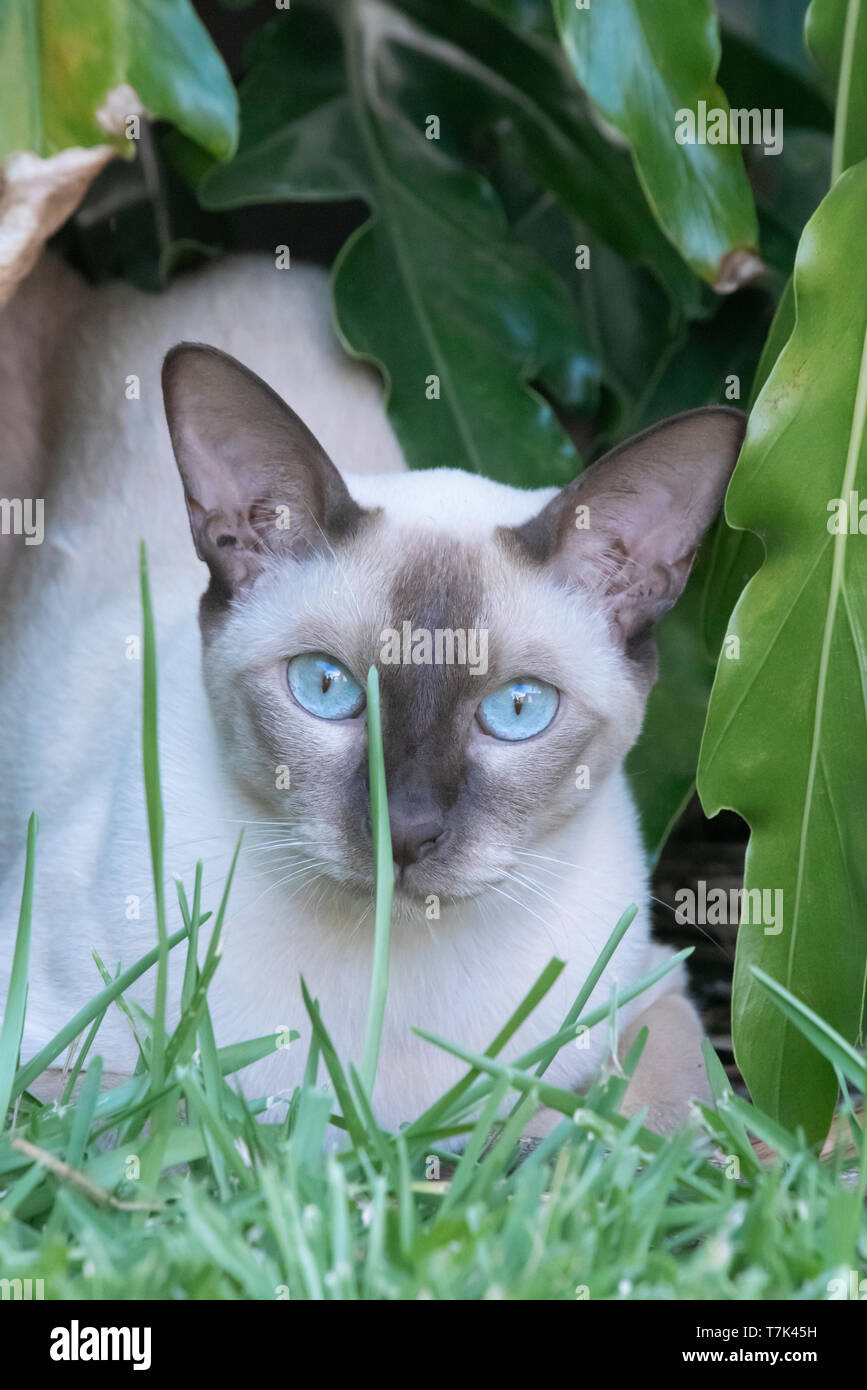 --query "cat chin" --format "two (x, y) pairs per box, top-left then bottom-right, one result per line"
(390, 875), (498, 914)
(315, 867), (493, 921)
(306, 854), (495, 909)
